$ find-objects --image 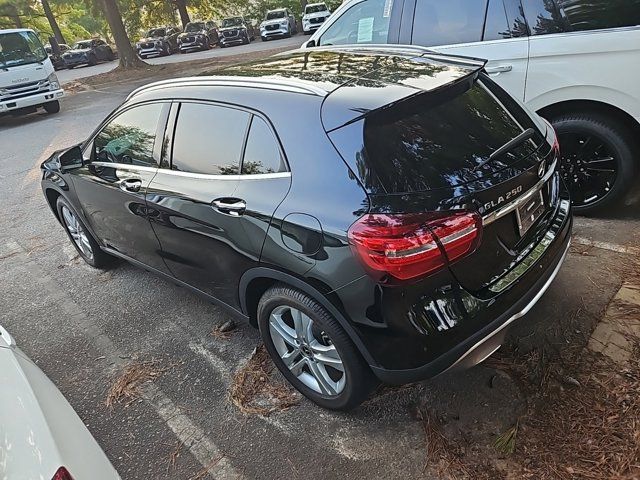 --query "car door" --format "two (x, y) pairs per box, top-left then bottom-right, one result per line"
(403, 0), (530, 101)
(145, 102), (291, 309)
(72, 101), (171, 273)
